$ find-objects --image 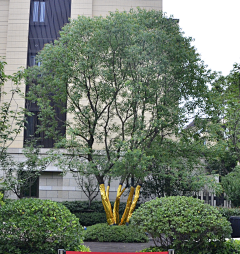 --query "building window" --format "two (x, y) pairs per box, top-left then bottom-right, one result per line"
(20, 173), (39, 198)
(33, 1), (45, 23)
(30, 55), (41, 67)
